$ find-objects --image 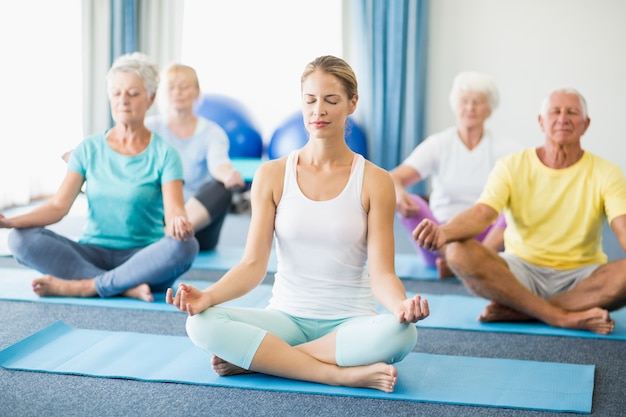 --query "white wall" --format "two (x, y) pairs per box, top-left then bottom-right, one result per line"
(0, 1), (81, 208)
(180, 0), (343, 143)
(427, 0), (626, 173)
